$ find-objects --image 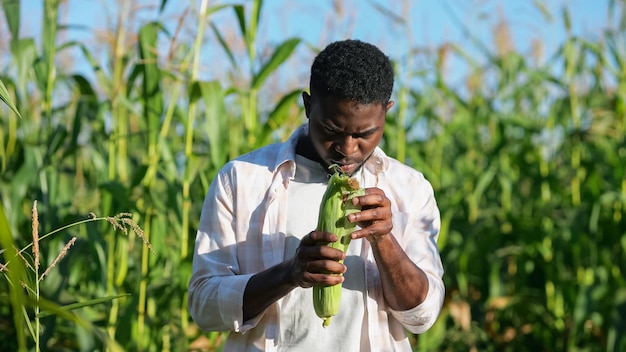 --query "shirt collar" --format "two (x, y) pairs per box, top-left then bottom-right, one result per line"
(272, 123), (389, 179)
(270, 124), (308, 178)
